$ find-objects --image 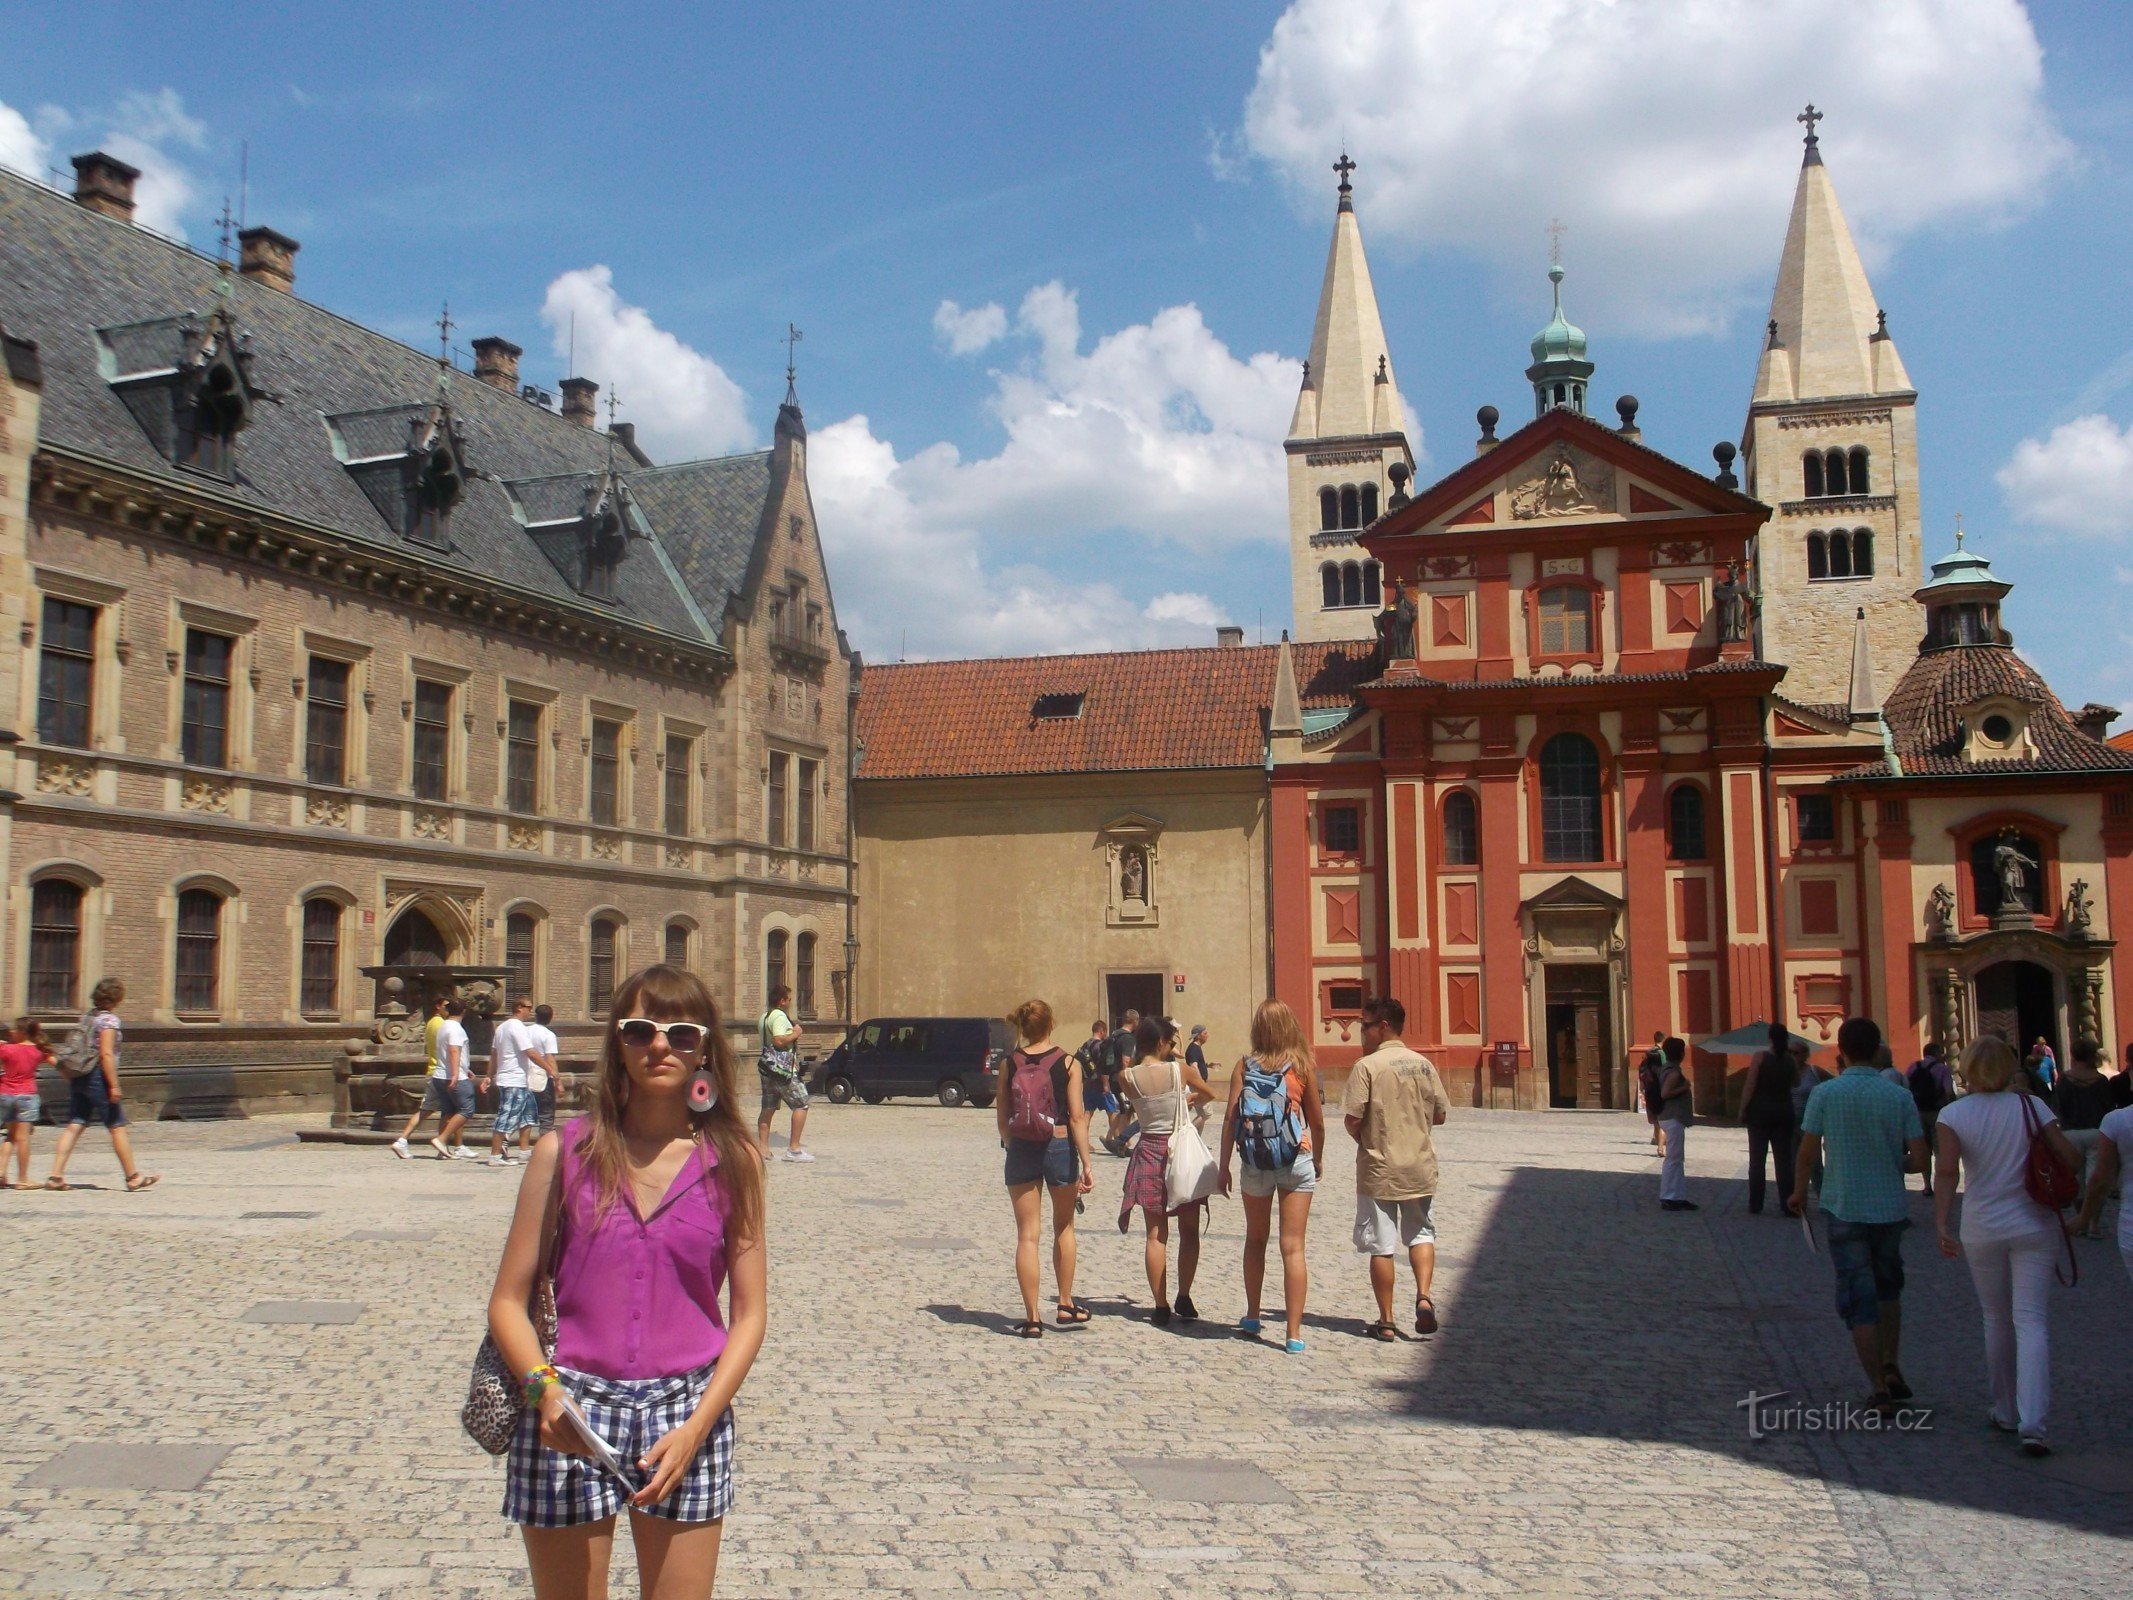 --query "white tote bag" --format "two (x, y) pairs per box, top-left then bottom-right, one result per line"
(1163, 1062), (1221, 1209)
